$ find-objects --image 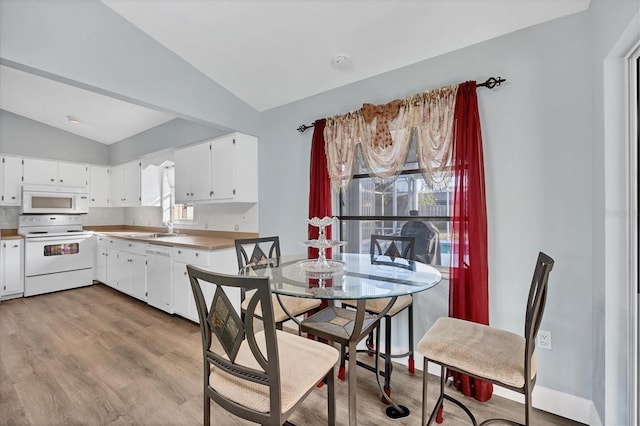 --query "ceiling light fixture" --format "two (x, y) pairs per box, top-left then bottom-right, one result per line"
(66, 115), (81, 124)
(332, 54), (352, 70)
